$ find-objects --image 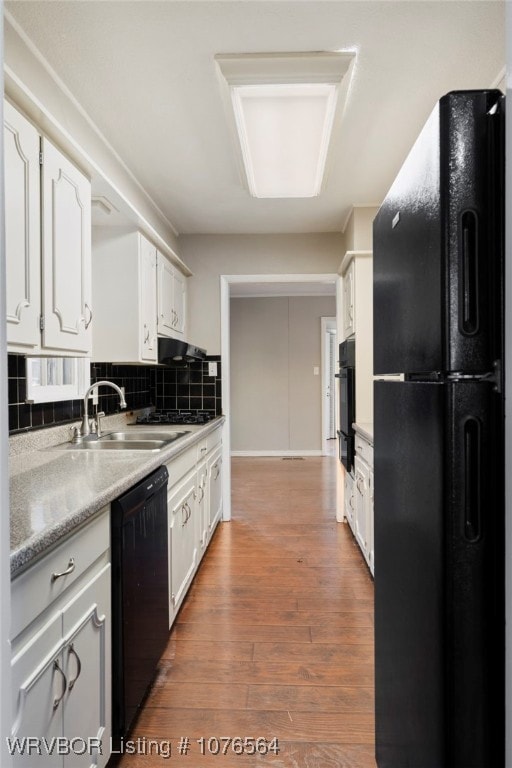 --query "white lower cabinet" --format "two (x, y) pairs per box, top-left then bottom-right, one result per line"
(344, 469), (355, 534)
(168, 469), (198, 622)
(207, 447), (223, 536)
(352, 430), (374, 576)
(10, 510), (111, 767)
(166, 425), (223, 627)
